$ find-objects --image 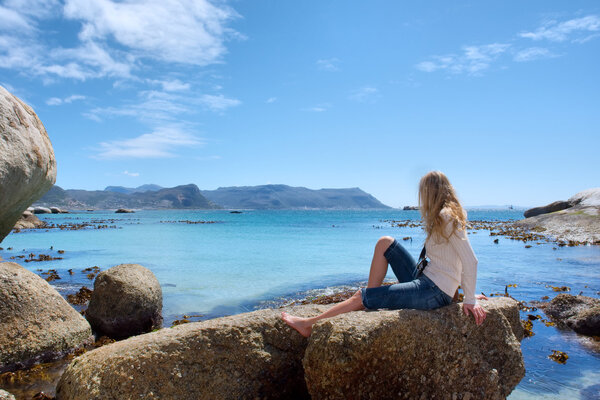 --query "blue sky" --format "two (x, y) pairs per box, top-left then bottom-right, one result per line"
(1, 0), (598, 208)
